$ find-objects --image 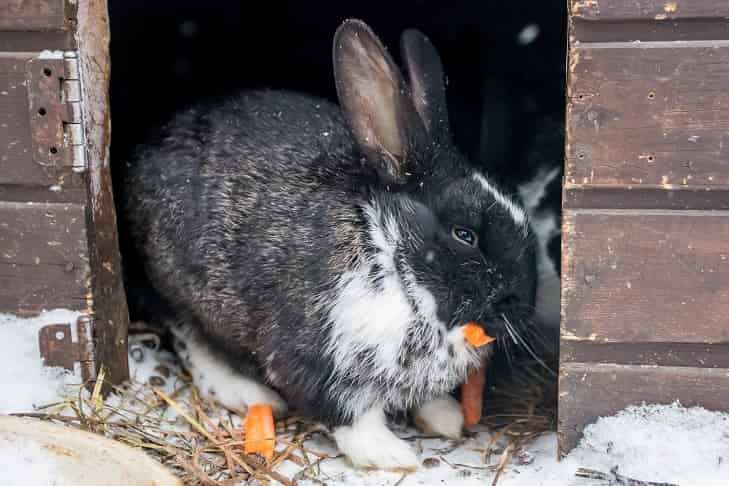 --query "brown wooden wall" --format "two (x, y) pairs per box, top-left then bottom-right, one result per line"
(560, 0), (729, 454)
(0, 0), (129, 386)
